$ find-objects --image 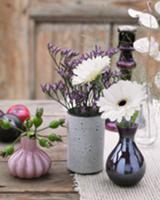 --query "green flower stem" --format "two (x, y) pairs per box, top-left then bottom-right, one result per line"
(48, 93), (68, 109)
(37, 126), (49, 132)
(61, 125), (67, 128)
